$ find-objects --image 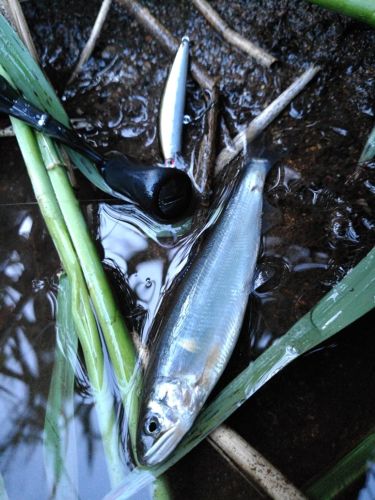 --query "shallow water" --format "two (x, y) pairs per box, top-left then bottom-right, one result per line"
(0, 0), (374, 498)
